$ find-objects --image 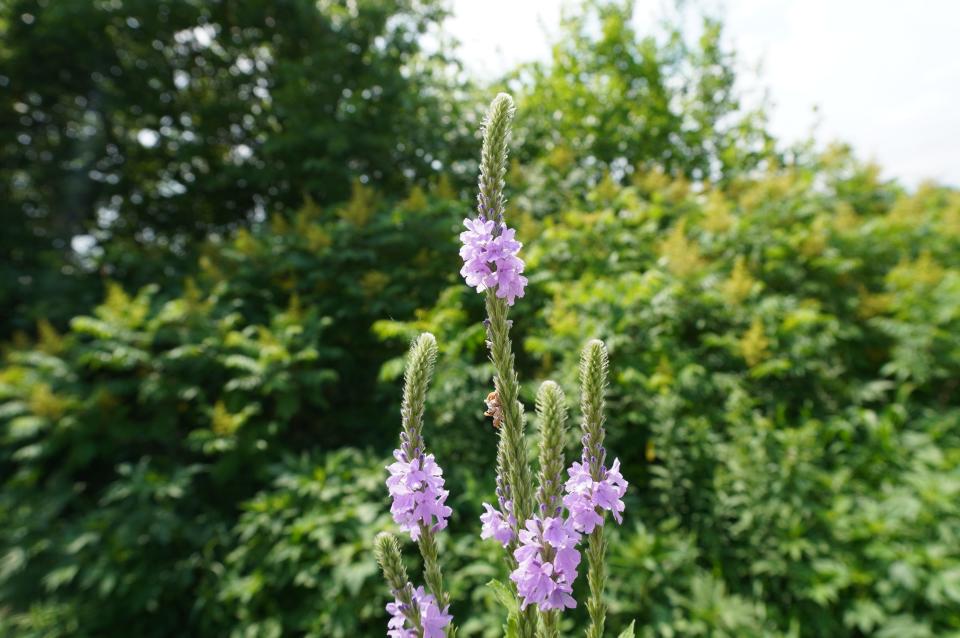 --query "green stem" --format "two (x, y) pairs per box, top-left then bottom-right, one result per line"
(485, 291), (534, 525)
(485, 291), (537, 638)
(579, 340), (610, 637)
(417, 525), (456, 637)
(585, 528), (607, 638)
(539, 609), (560, 638)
